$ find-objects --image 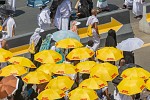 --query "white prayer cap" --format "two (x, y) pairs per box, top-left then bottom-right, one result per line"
(75, 21), (81, 26)
(35, 28), (44, 33)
